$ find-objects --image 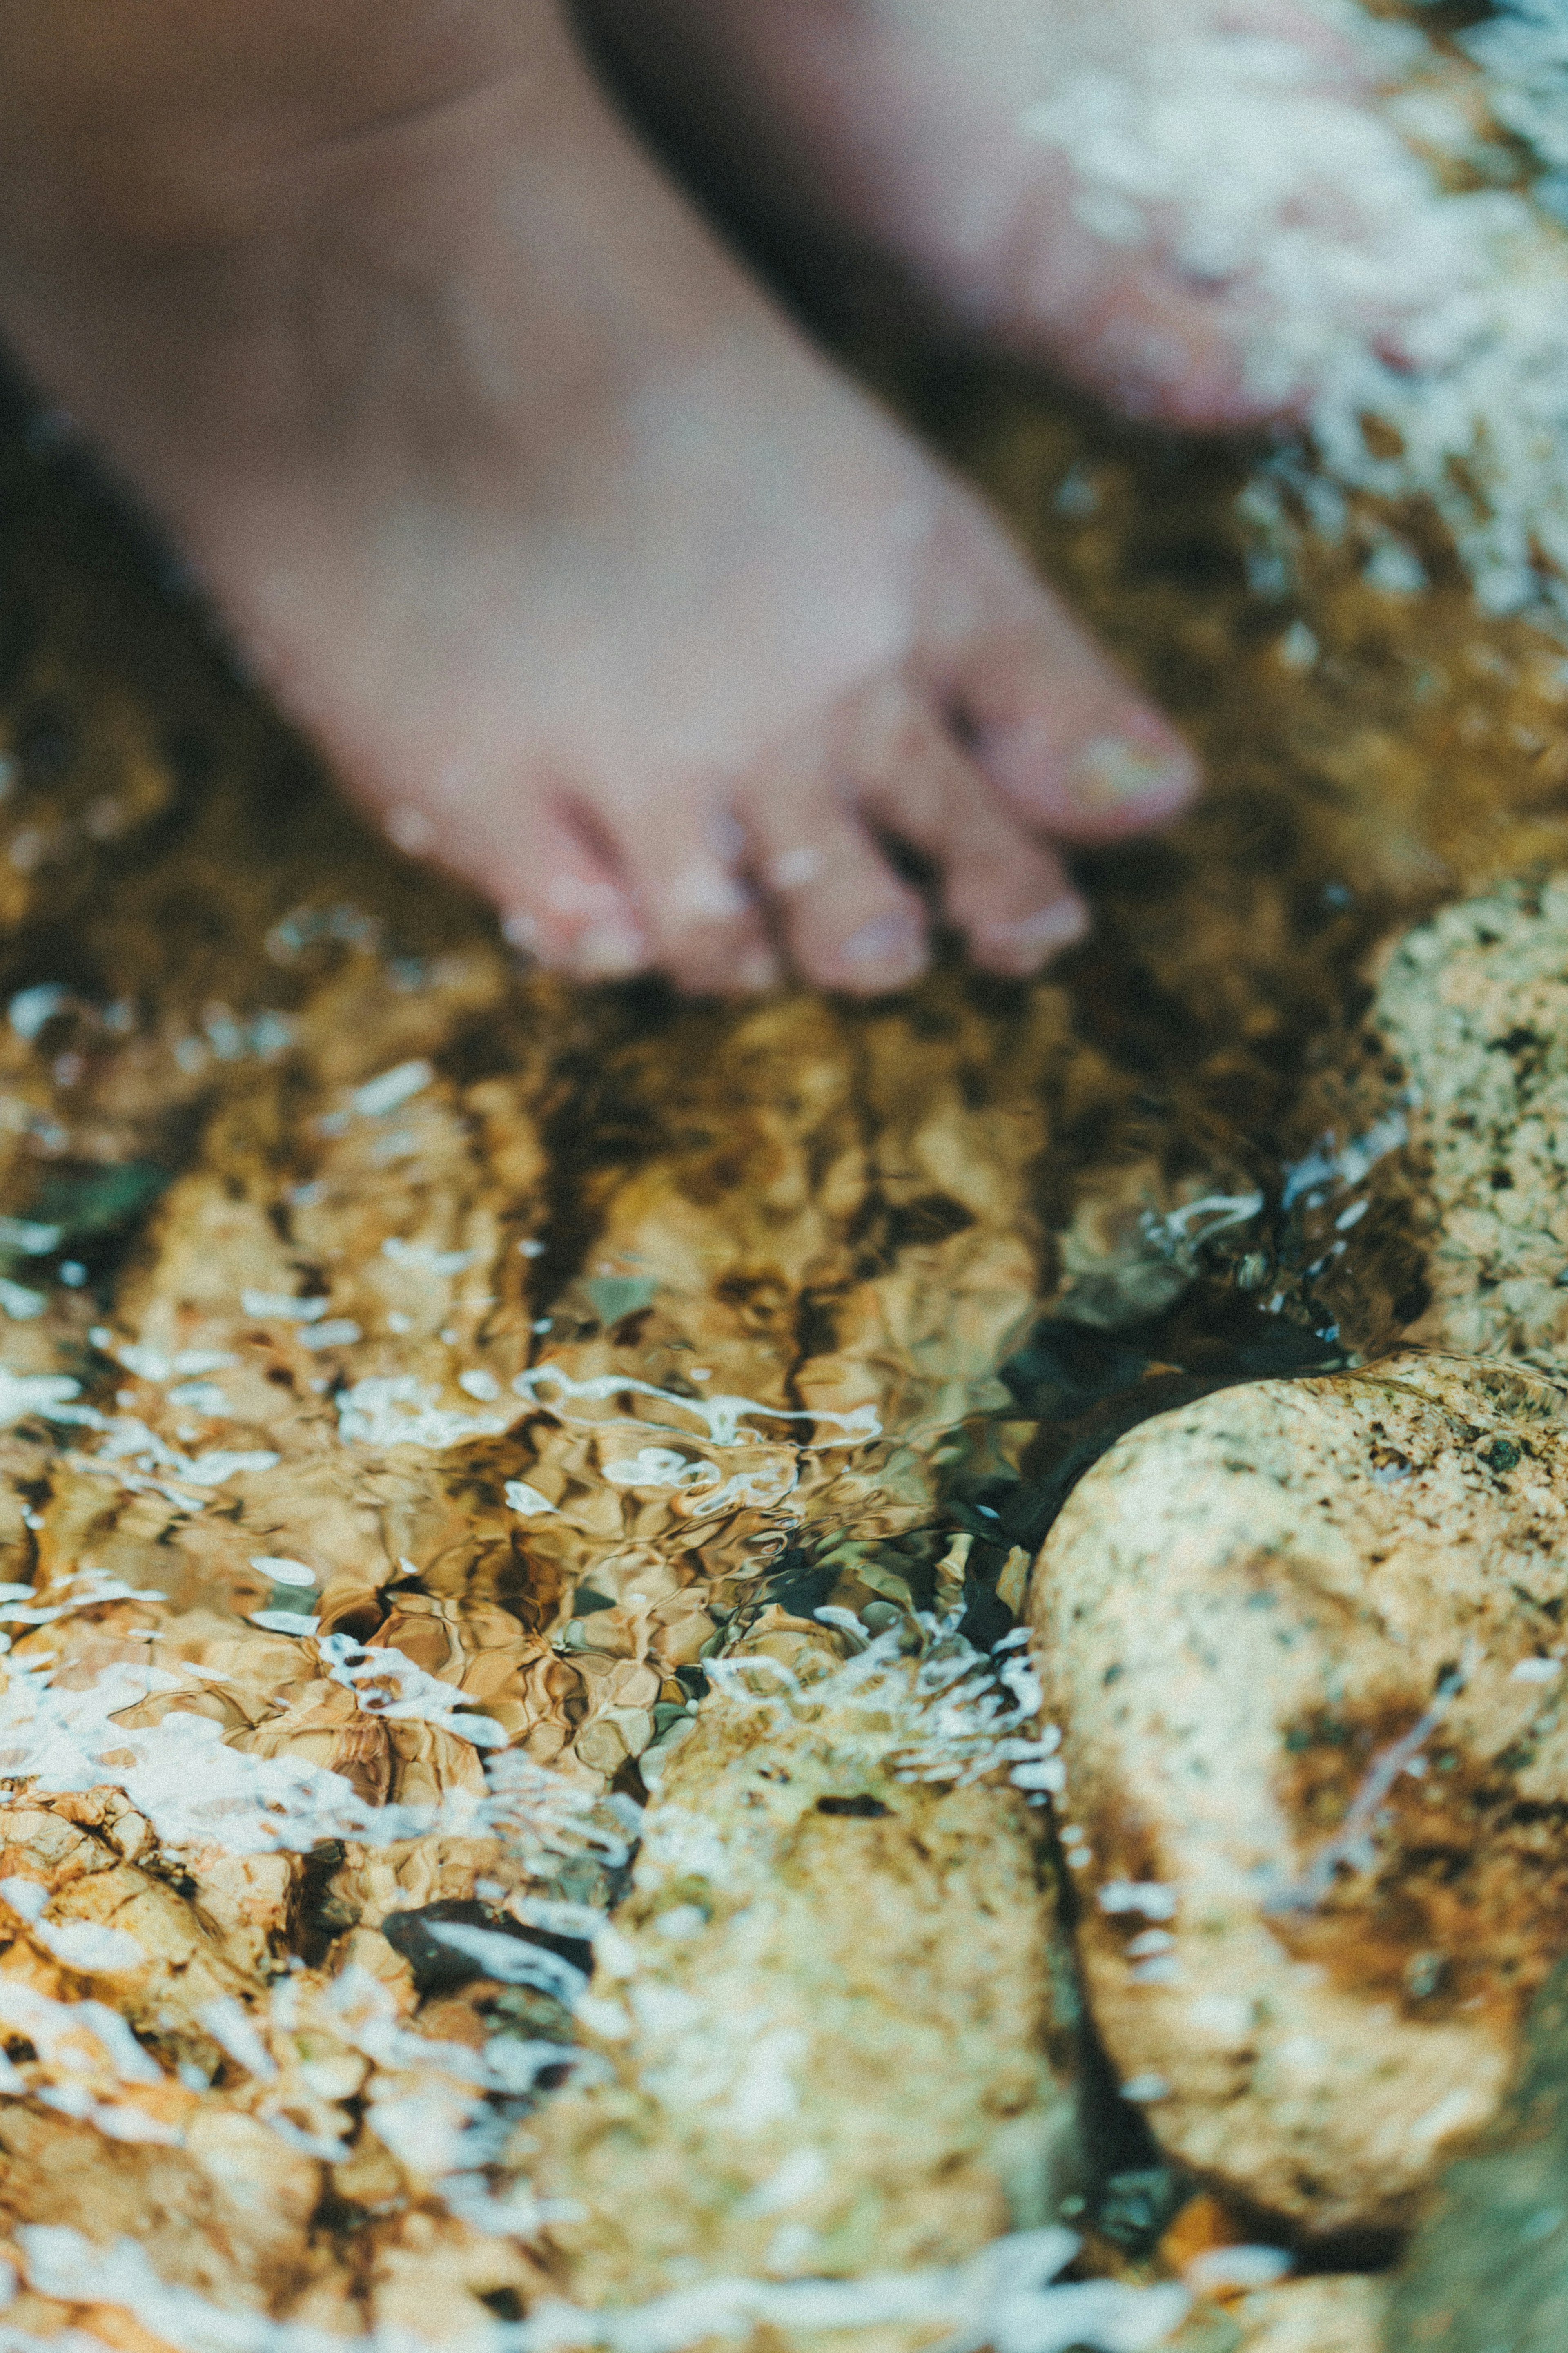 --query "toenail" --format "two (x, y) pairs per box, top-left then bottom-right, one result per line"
(840, 914), (927, 978)
(989, 899), (1091, 970)
(737, 948), (782, 993)
(766, 847), (822, 892)
(385, 804), (435, 855)
(569, 921), (649, 979)
(1070, 734), (1195, 812)
(670, 866), (751, 924)
(503, 910), (539, 953)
